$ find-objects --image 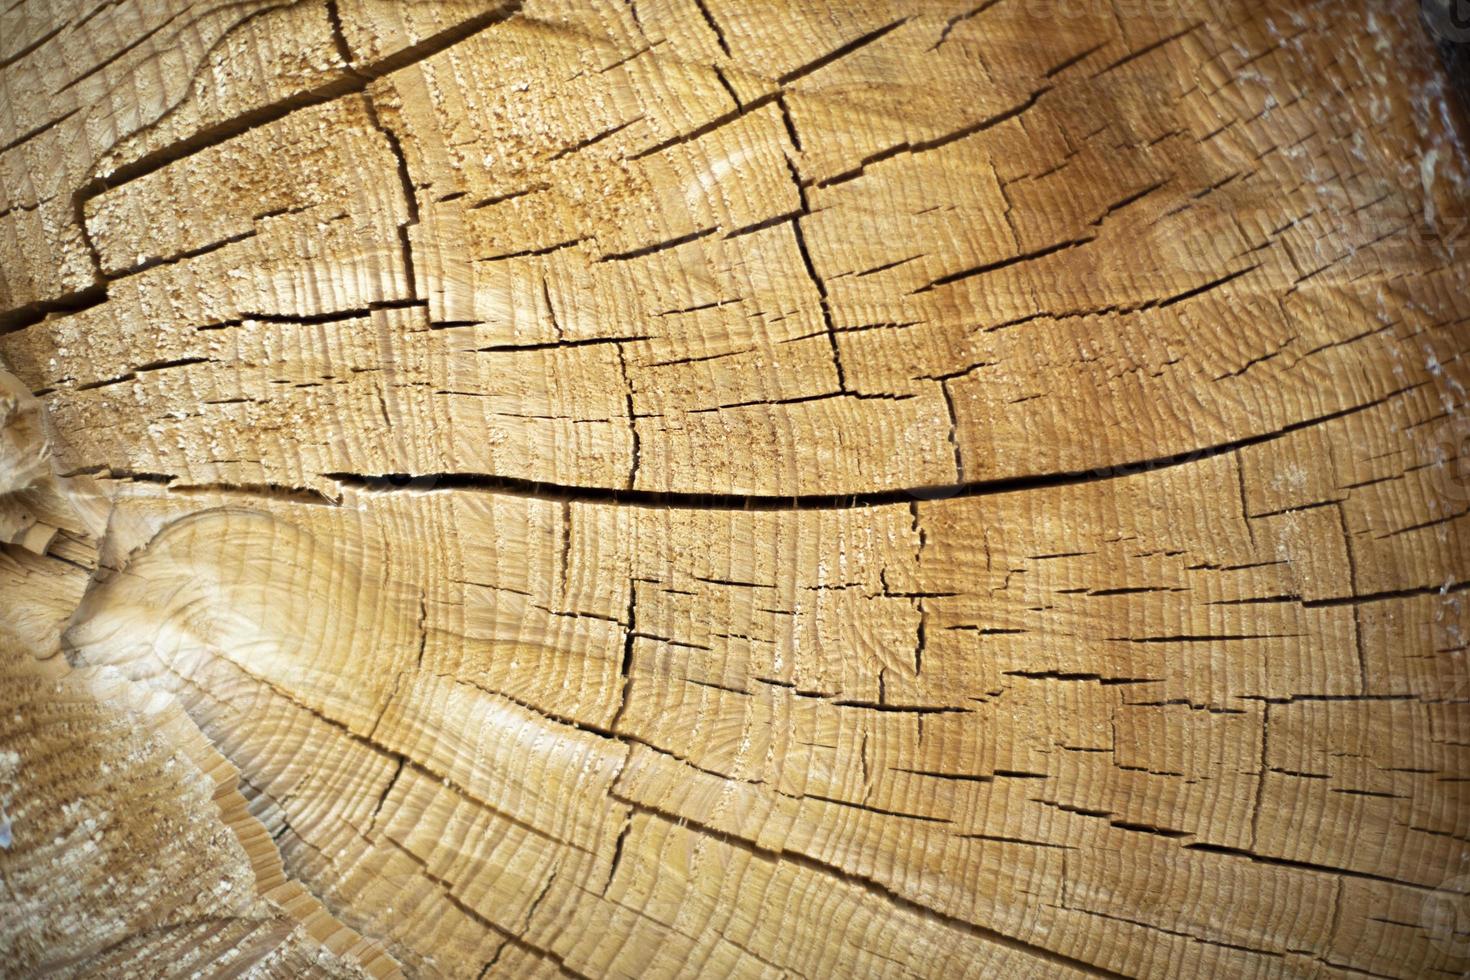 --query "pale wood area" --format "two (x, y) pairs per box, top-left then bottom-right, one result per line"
(1, 1), (1468, 977)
